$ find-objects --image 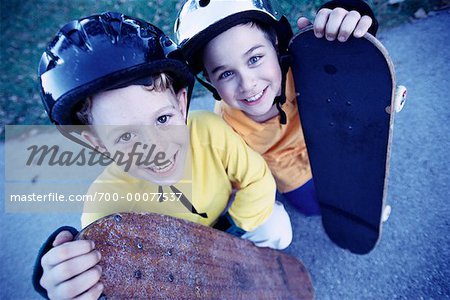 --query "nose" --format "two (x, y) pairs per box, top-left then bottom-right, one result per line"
(238, 70), (256, 94)
(141, 126), (169, 152)
(141, 126), (185, 162)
